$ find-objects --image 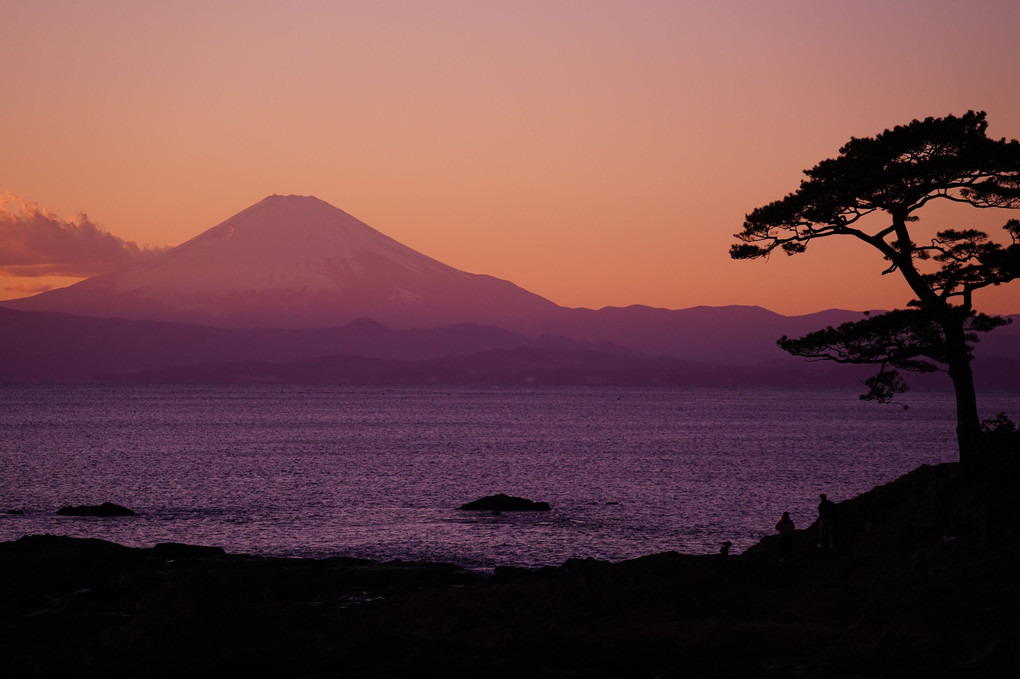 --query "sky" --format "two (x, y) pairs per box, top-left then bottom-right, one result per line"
(2, 0), (1019, 315)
